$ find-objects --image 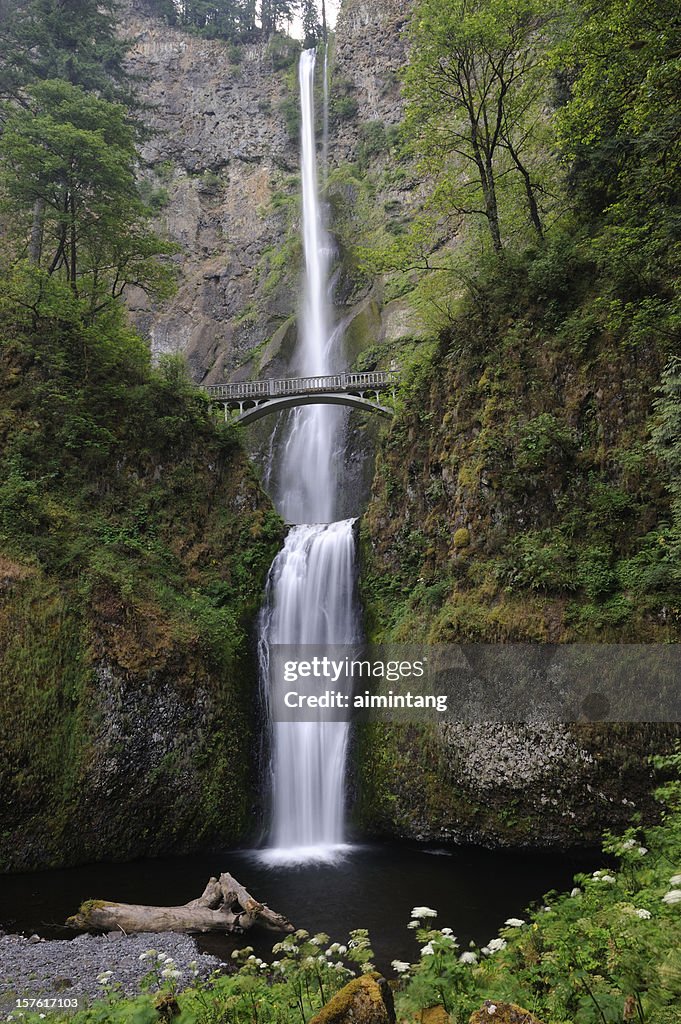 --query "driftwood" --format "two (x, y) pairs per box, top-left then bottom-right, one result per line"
(66, 872), (294, 935)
